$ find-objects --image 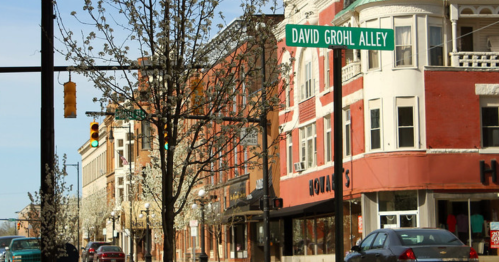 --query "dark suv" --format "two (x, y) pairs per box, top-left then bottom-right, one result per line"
(81, 242), (111, 262)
